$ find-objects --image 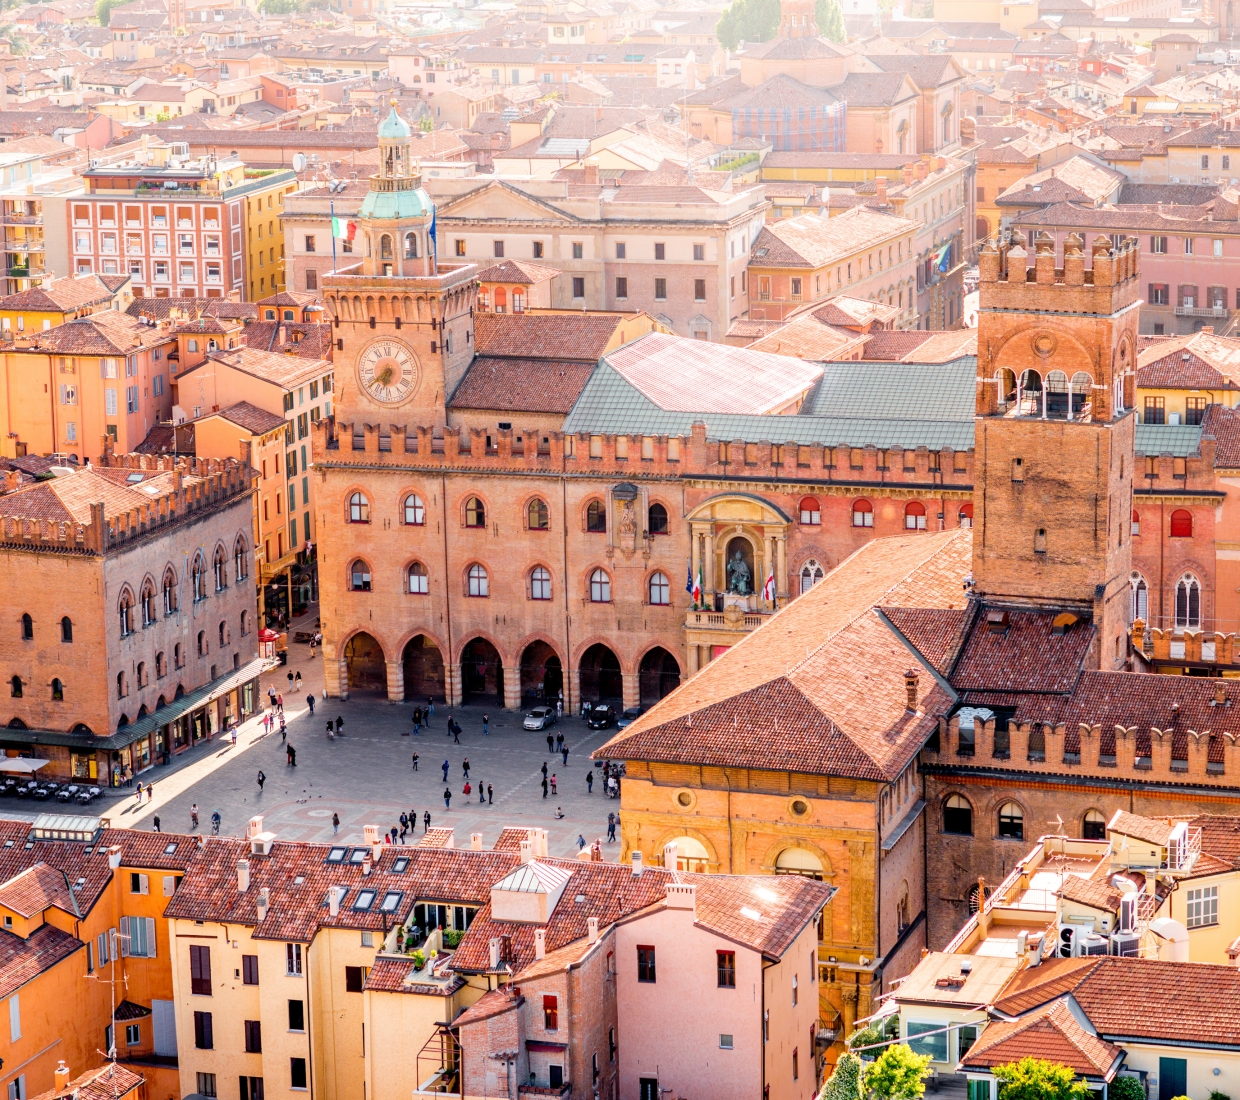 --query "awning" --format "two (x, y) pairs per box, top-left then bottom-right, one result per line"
(0, 656), (272, 752)
(526, 1041), (568, 1053)
(0, 758), (48, 774)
